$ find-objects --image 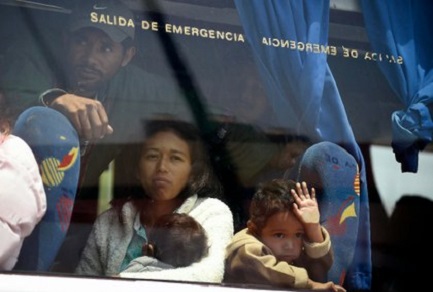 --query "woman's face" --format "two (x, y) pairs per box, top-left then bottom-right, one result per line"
(138, 131), (192, 201)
